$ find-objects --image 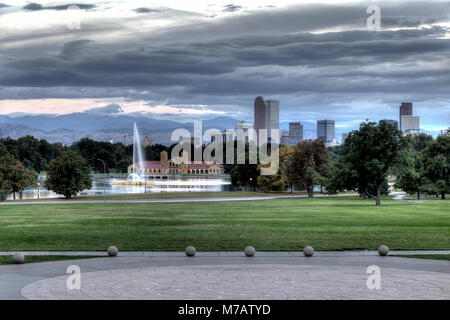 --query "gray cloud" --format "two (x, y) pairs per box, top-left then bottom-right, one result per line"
(84, 103), (123, 114)
(1, 1), (449, 130)
(223, 4), (243, 12)
(134, 7), (160, 14)
(23, 2), (96, 11)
